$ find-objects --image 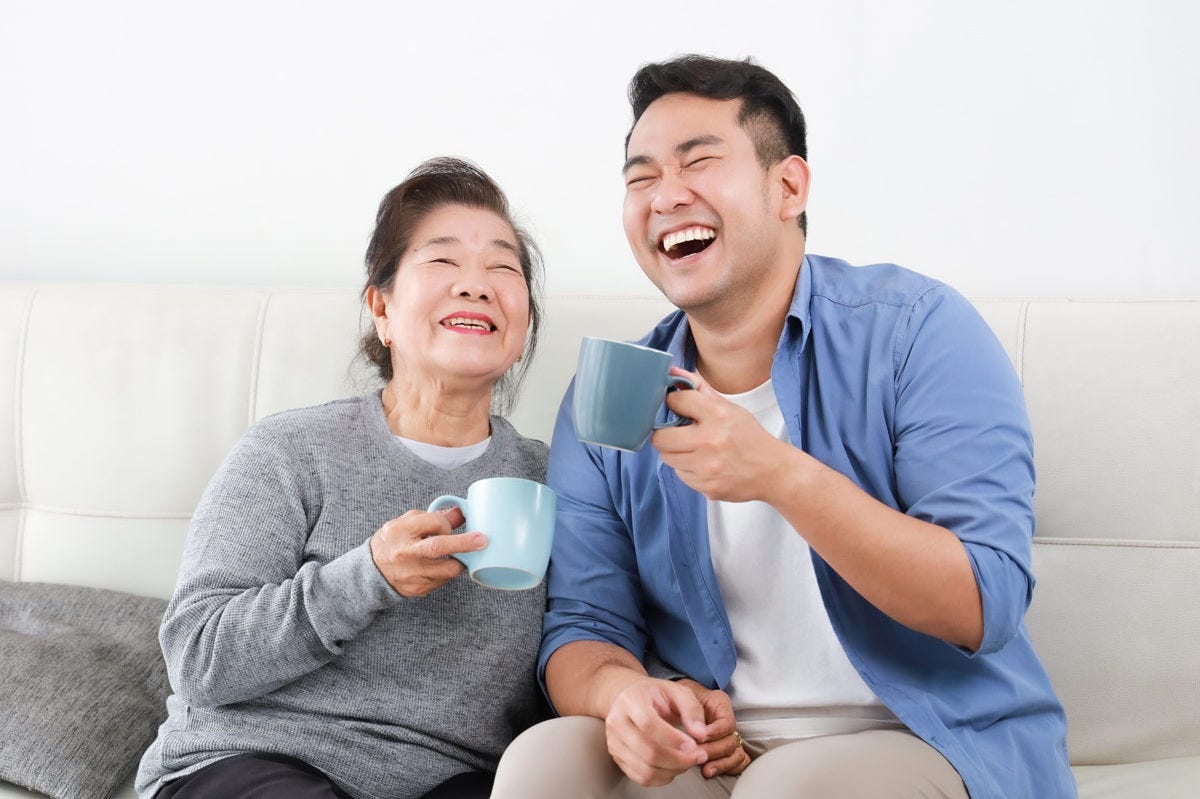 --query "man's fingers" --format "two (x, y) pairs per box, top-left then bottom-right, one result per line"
(698, 713), (736, 742)
(610, 731), (702, 784)
(702, 746), (750, 779)
(626, 699), (696, 753)
(664, 385), (707, 418)
(608, 733), (692, 787)
(664, 681), (709, 742)
(698, 731), (740, 762)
